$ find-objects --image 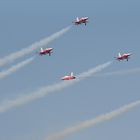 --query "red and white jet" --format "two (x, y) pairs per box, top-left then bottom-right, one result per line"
(115, 52), (132, 61)
(61, 72), (76, 80)
(39, 47), (53, 56)
(73, 17), (89, 25)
